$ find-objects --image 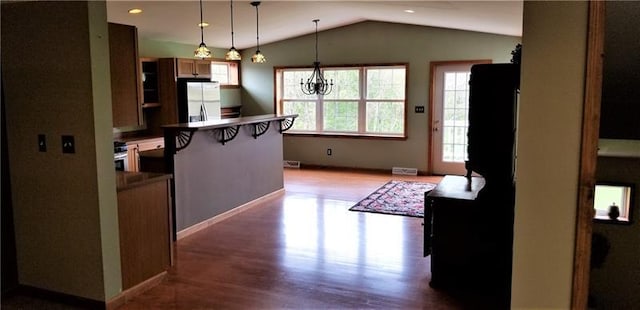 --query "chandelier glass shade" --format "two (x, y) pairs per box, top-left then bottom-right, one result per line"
(251, 1), (266, 63)
(301, 19), (332, 95)
(194, 0), (211, 59)
(225, 0), (241, 60)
